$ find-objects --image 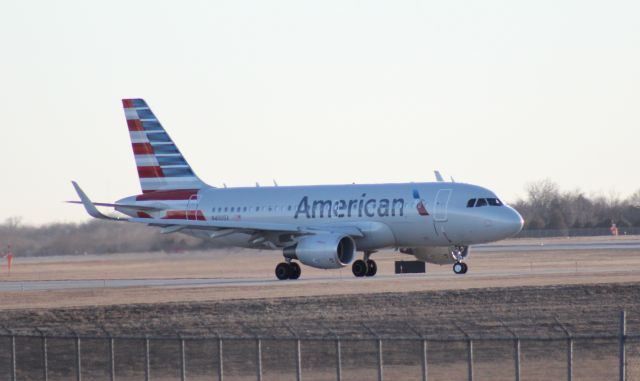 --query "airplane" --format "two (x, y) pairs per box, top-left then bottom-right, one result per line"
(71, 99), (524, 280)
